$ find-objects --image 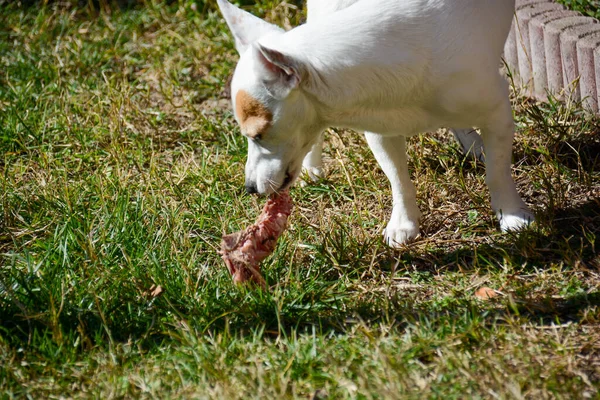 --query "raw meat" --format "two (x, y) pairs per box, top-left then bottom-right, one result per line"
(220, 190), (293, 287)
